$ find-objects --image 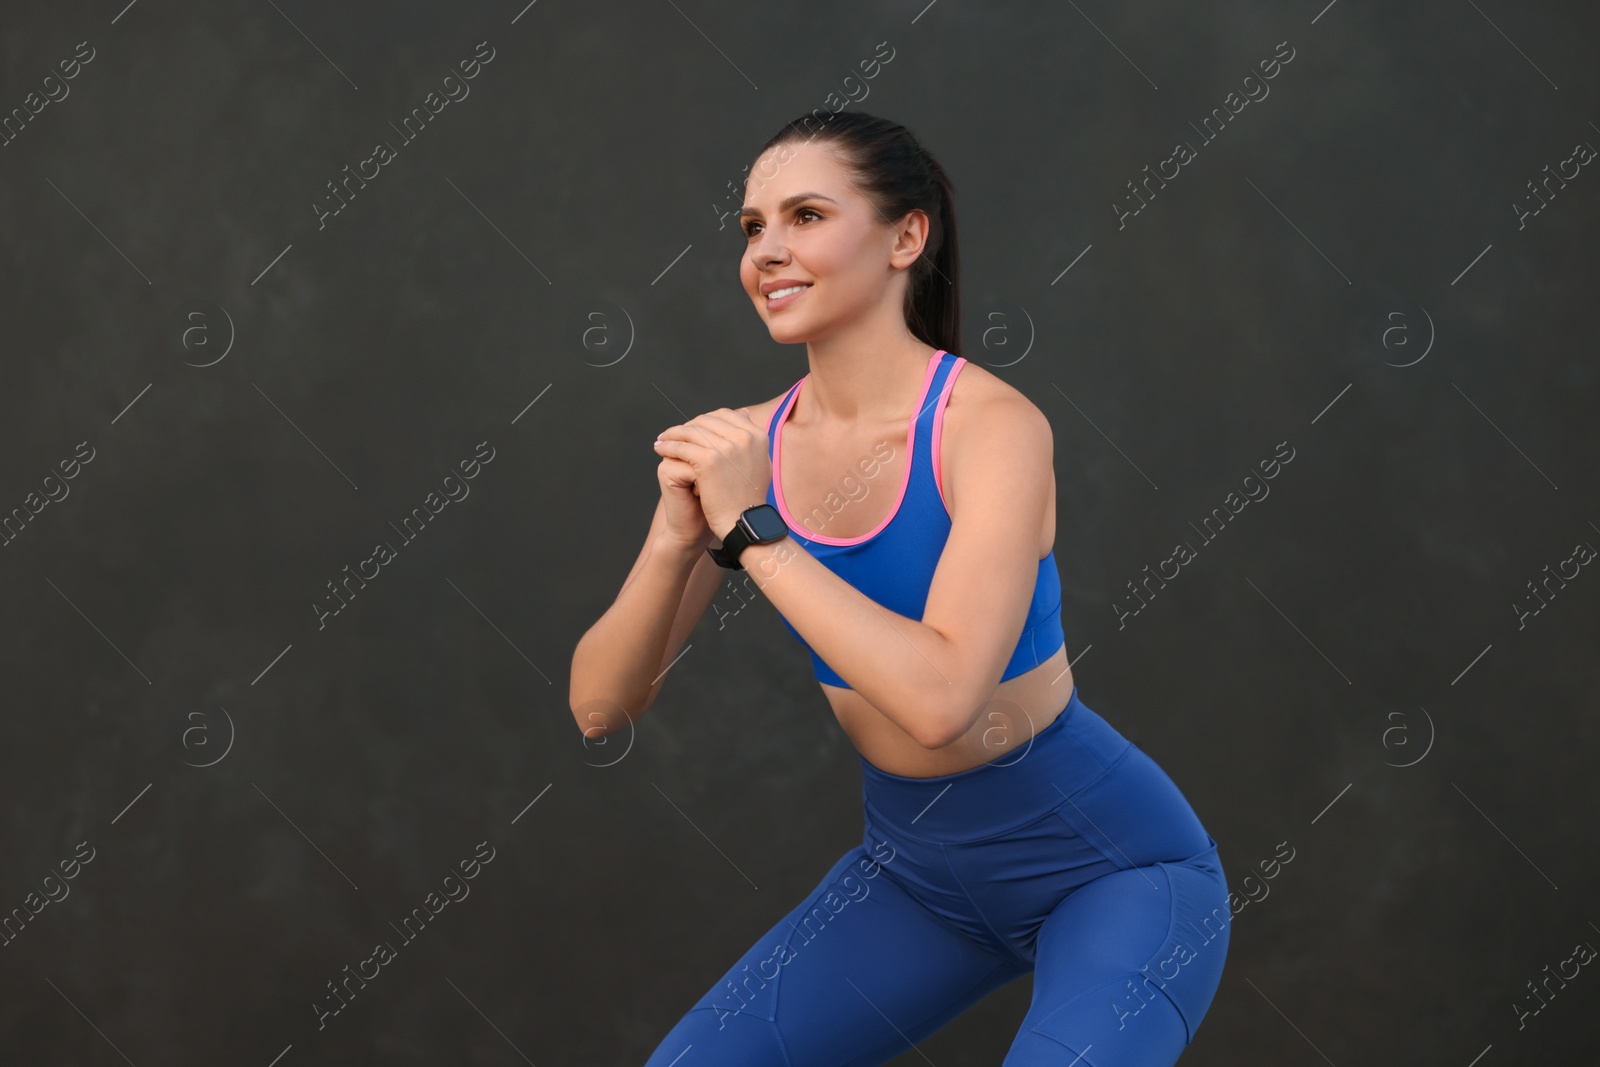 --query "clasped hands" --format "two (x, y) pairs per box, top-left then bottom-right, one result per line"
(653, 407), (772, 544)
